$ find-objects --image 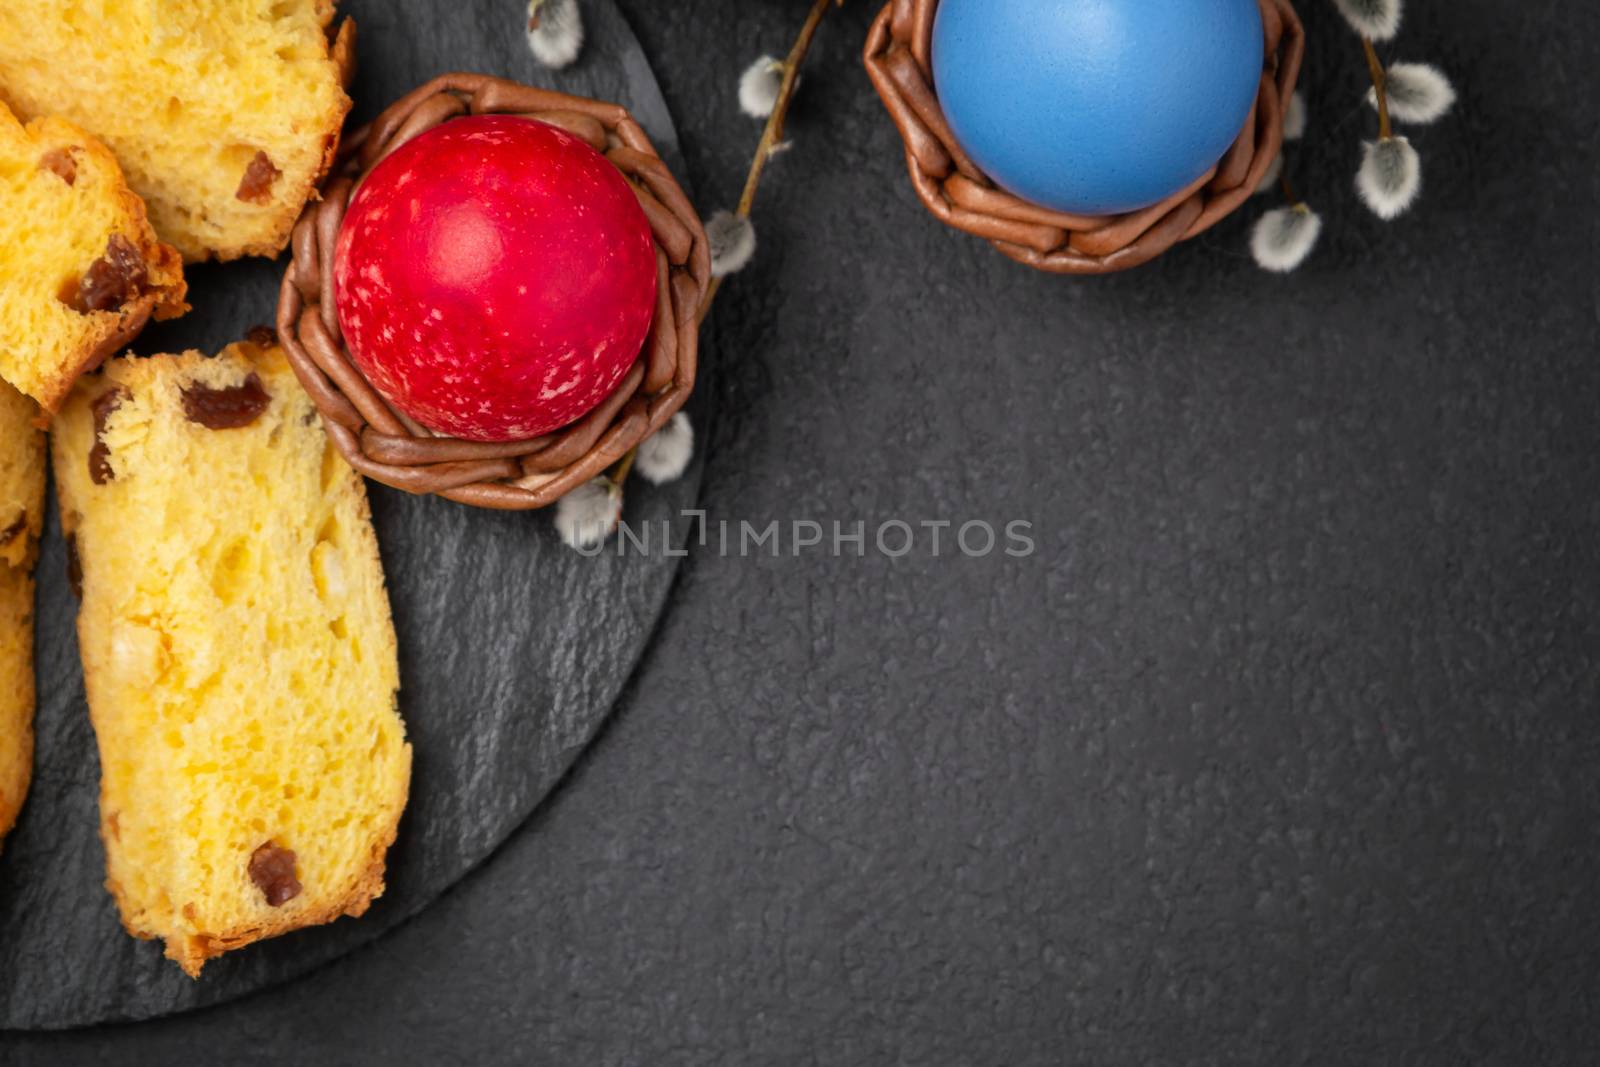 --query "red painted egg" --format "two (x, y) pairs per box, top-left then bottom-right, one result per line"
(333, 114), (657, 442)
